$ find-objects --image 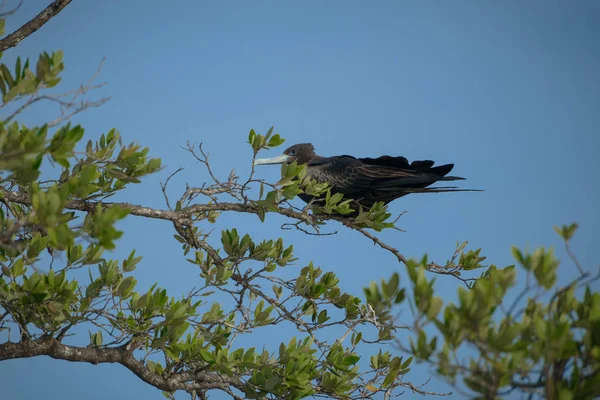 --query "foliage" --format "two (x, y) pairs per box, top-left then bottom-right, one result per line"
(0, 23), (414, 396)
(1, 6), (598, 400)
(401, 224), (600, 399)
